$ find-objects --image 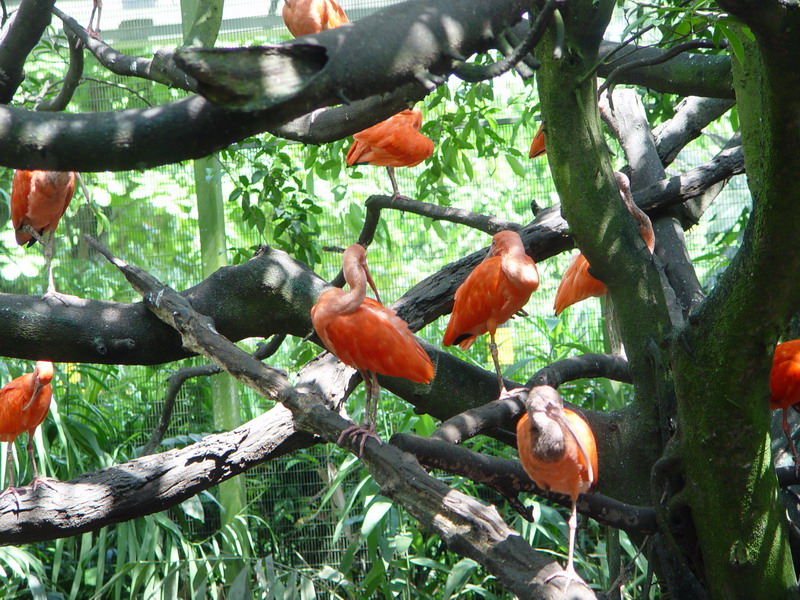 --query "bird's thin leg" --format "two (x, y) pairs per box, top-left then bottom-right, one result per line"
(488, 331), (506, 396)
(387, 167), (400, 198)
(0, 442), (22, 512)
(43, 230), (57, 296)
(337, 371), (382, 456)
(544, 501), (586, 589)
(27, 430), (56, 491)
